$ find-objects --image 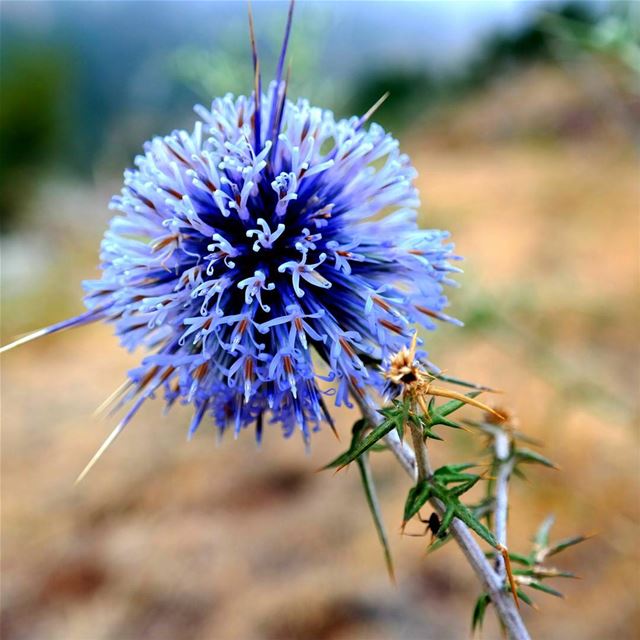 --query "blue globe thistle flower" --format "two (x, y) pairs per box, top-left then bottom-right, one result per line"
(2, 4), (461, 472)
